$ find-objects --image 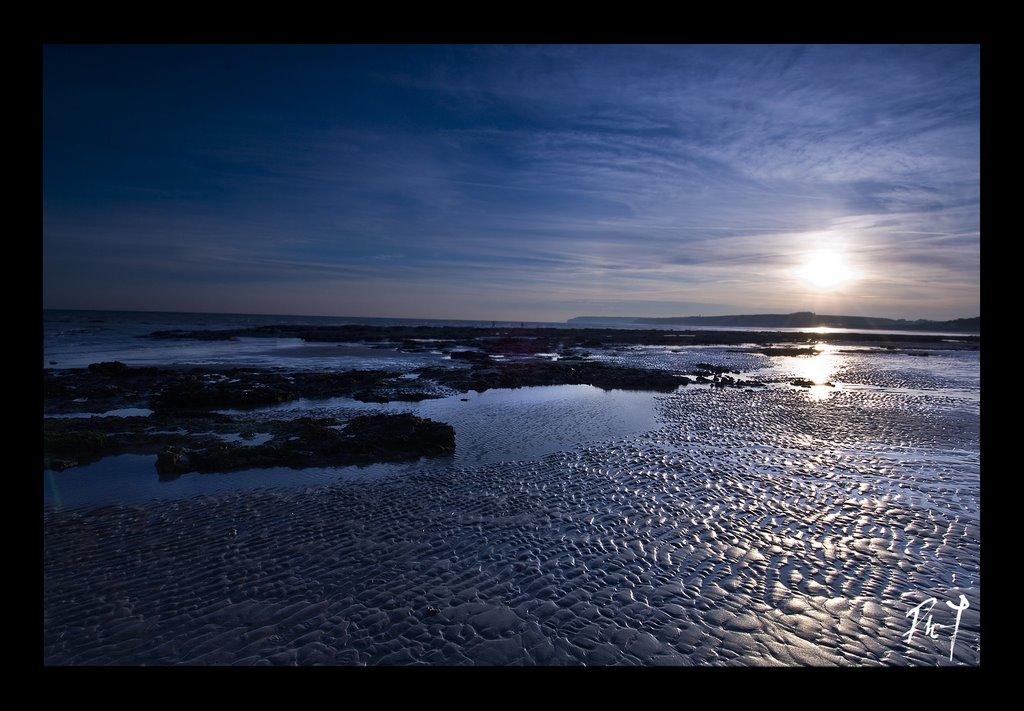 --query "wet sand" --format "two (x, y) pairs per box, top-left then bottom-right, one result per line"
(43, 383), (979, 666)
